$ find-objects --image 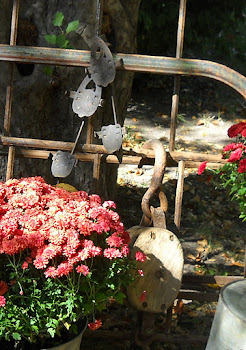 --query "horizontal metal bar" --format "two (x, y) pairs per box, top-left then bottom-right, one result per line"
(0, 45), (245, 99)
(0, 136), (226, 166)
(182, 274), (244, 286)
(178, 290), (219, 302)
